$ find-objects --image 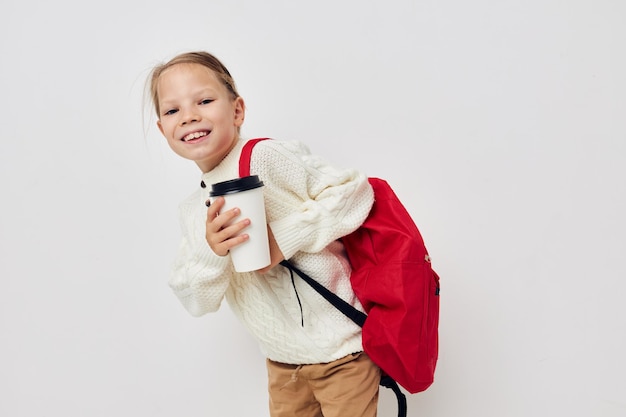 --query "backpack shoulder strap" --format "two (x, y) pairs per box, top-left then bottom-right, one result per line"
(280, 260), (367, 327)
(239, 138), (271, 177)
